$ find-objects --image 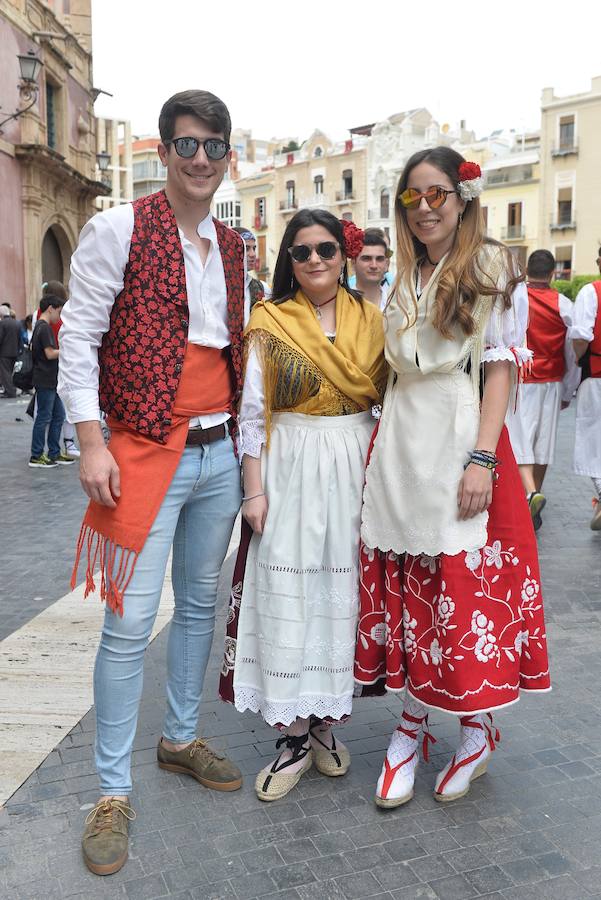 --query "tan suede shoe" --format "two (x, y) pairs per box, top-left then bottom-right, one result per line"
(82, 797), (135, 876)
(157, 737), (242, 791)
